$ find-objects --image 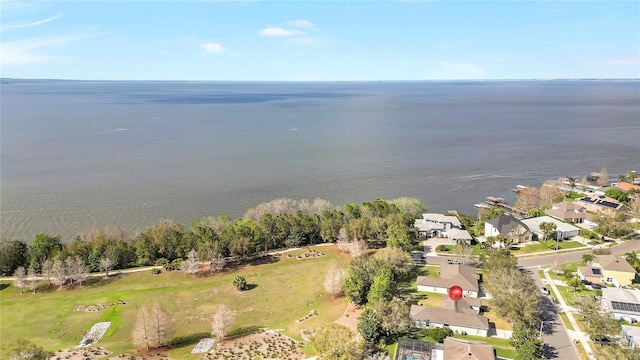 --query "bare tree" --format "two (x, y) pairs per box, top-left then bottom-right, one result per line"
(41, 259), (53, 286)
(13, 266), (27, 293)
(597, 167), (610, 187)
(51, 259), (67, 289)
(149, 300), (174, 348)
(551, 256), (564, 275)
(453, 244), (475, 266)
(74, 256), (90, 287)
(514, 187), (541, 213)
(324, 264), (347, 299)
(350, 238), (367, 257)
(99, 257), (114, 277)
(540, 181), (564, 207)
(132, 306), (151, 350)
(64, 257), (76, 286)
(209, 254), (226, 274)
(299, 198), (332, 215)
(27, 267), (39, 293)
(182, 249), (200, 277)
(211, 305), (235, 341)
(336, 228), (351, 253)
